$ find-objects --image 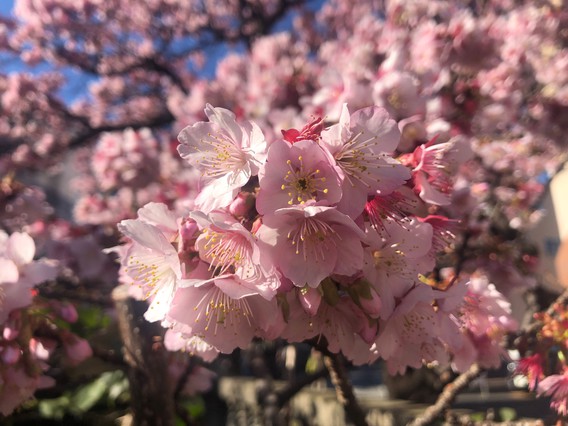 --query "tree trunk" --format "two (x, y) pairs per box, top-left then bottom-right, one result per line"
(112, 285), (175, 426)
